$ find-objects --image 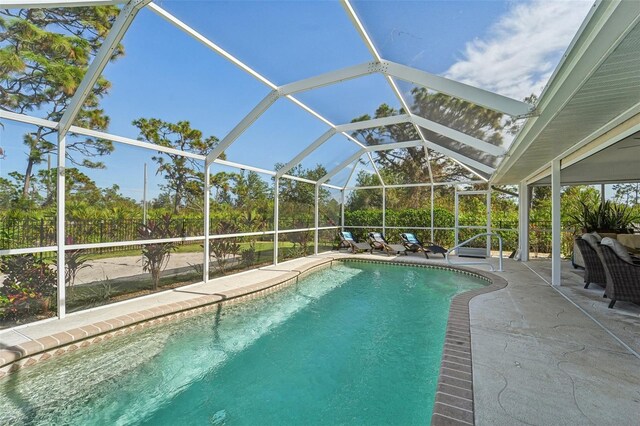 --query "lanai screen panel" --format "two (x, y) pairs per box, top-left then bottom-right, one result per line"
(350, 1), (508, 75)
(94, 7), (271, 148)
(369, 147), (431, 185)
(293, 74), (405, 125)
(224, 98), (329, 172)
(0, 119), (58, 249)
(399, 81), (513, 162)
(331, 154), (380, 188)
(350, 122), (416, 147)
(161, 0), (372, 85)
(297, 134), (360, 176)
(351, 0), (593, 97)
(430, 155), (482, 183)
(208, 162), (275, 234)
